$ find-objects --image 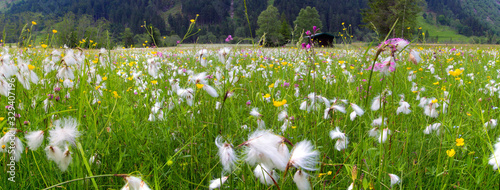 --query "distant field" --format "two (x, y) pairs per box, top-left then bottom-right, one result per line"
(417, 15), (471, 43)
